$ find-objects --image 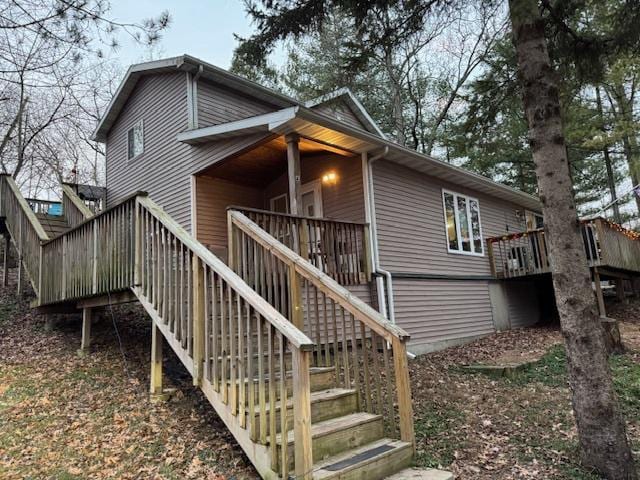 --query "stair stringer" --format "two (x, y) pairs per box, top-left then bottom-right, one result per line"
(132, 286), (281, 480)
